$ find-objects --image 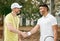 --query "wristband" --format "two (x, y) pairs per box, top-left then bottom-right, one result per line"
(27, 32), (31, 36)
